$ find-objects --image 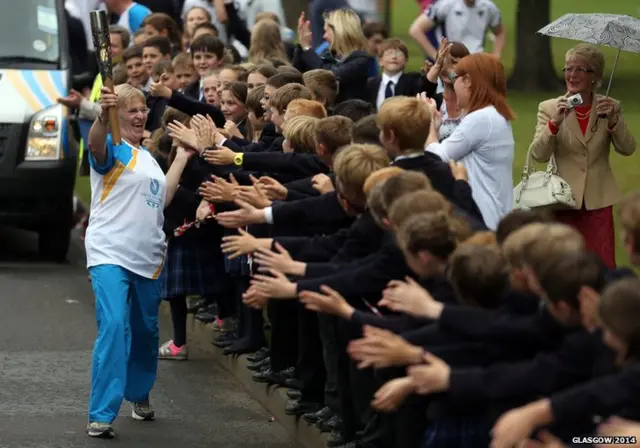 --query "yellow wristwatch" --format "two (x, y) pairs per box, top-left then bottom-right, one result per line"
(233, 153), (244, 166)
